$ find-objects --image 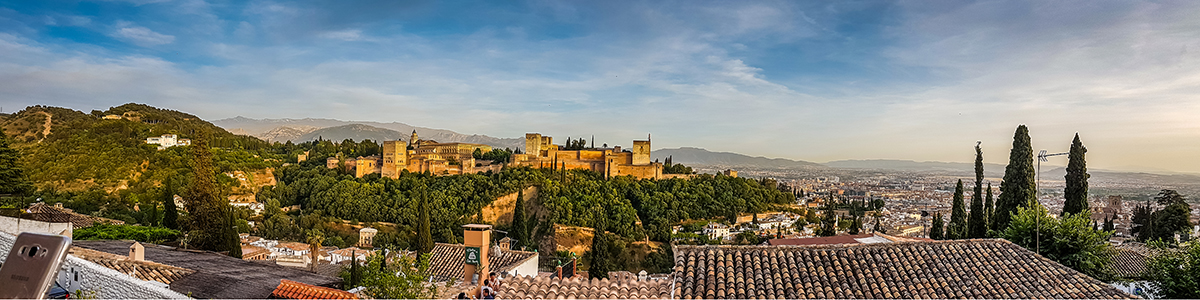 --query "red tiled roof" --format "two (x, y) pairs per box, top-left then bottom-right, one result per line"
(68, 247), (195, 284)
(270, 279), (357, 299)
(25, 203), (124, 228)
(767, 234), (876, 245)
(428, 243), (538, 282)
(496, 274), (672, 299)
(674, 239), (1134, 299)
